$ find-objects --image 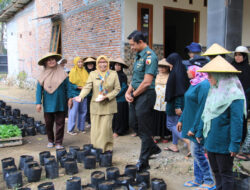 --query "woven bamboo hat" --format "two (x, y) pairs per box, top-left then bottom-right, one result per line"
(158, 58), (171, 67)
(84, 57), (96, 64)
(38, 52), (62, 66)
(110, 57), (129, 68)
(198, 55), (241, 73)
(58, 58), (67, 65)
(202, 43), (231, 56)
